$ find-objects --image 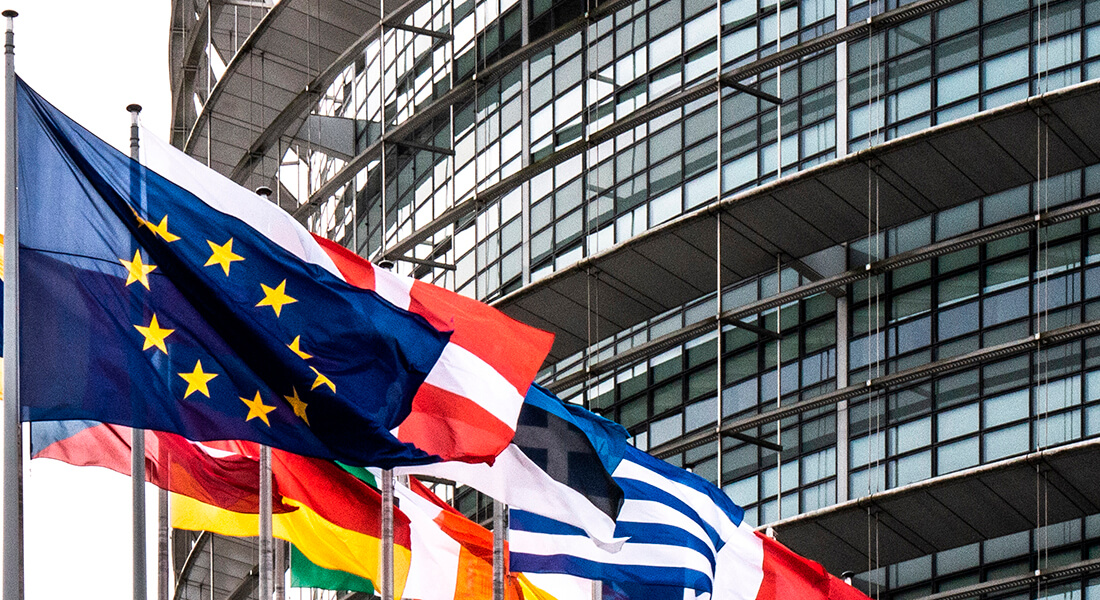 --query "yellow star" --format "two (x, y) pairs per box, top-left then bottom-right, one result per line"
(138, 212), (181, 243)
(148, 216), (180, 242)
(310, 367), (335, 393)
(283, 387), (309, 425)
(287, 335), (312, 360)
(119, 250), (157, 289)
(134, 314), (175, 354)
(240, 391), (276, 426)
(256, 280), (297, 317)
(178, 360), (218, 399)
(204, 238), (244, 276)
